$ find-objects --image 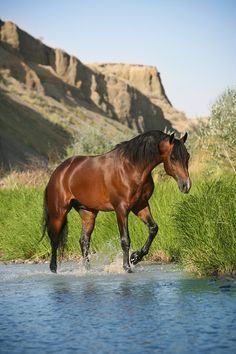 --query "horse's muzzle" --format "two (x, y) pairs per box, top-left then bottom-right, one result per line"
(177, 177), (191, 193)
